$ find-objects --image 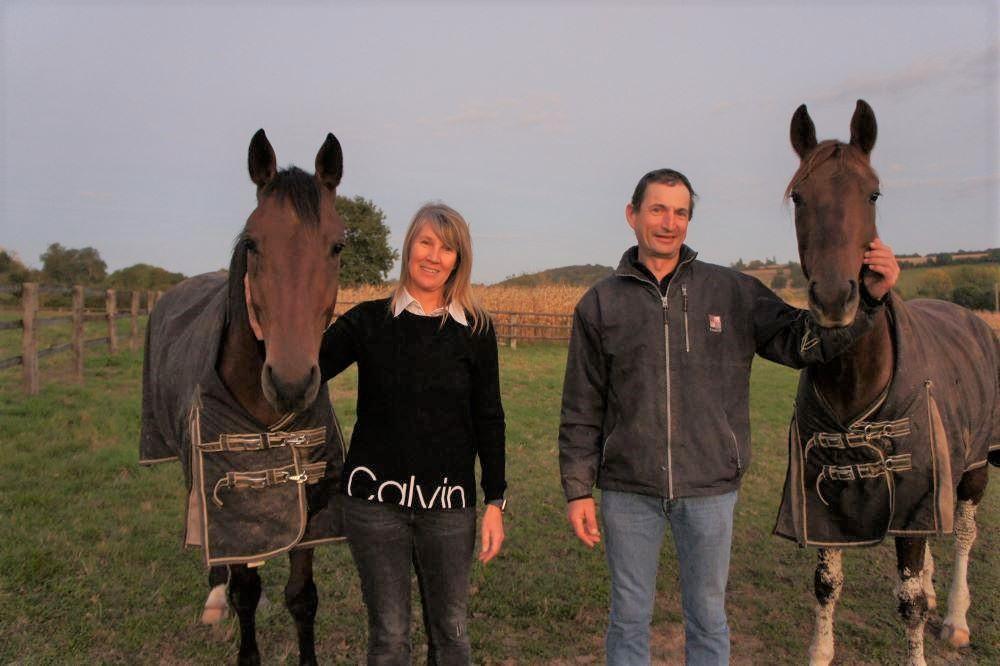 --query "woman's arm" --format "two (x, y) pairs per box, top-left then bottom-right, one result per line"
(318, 304), (363, 382)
